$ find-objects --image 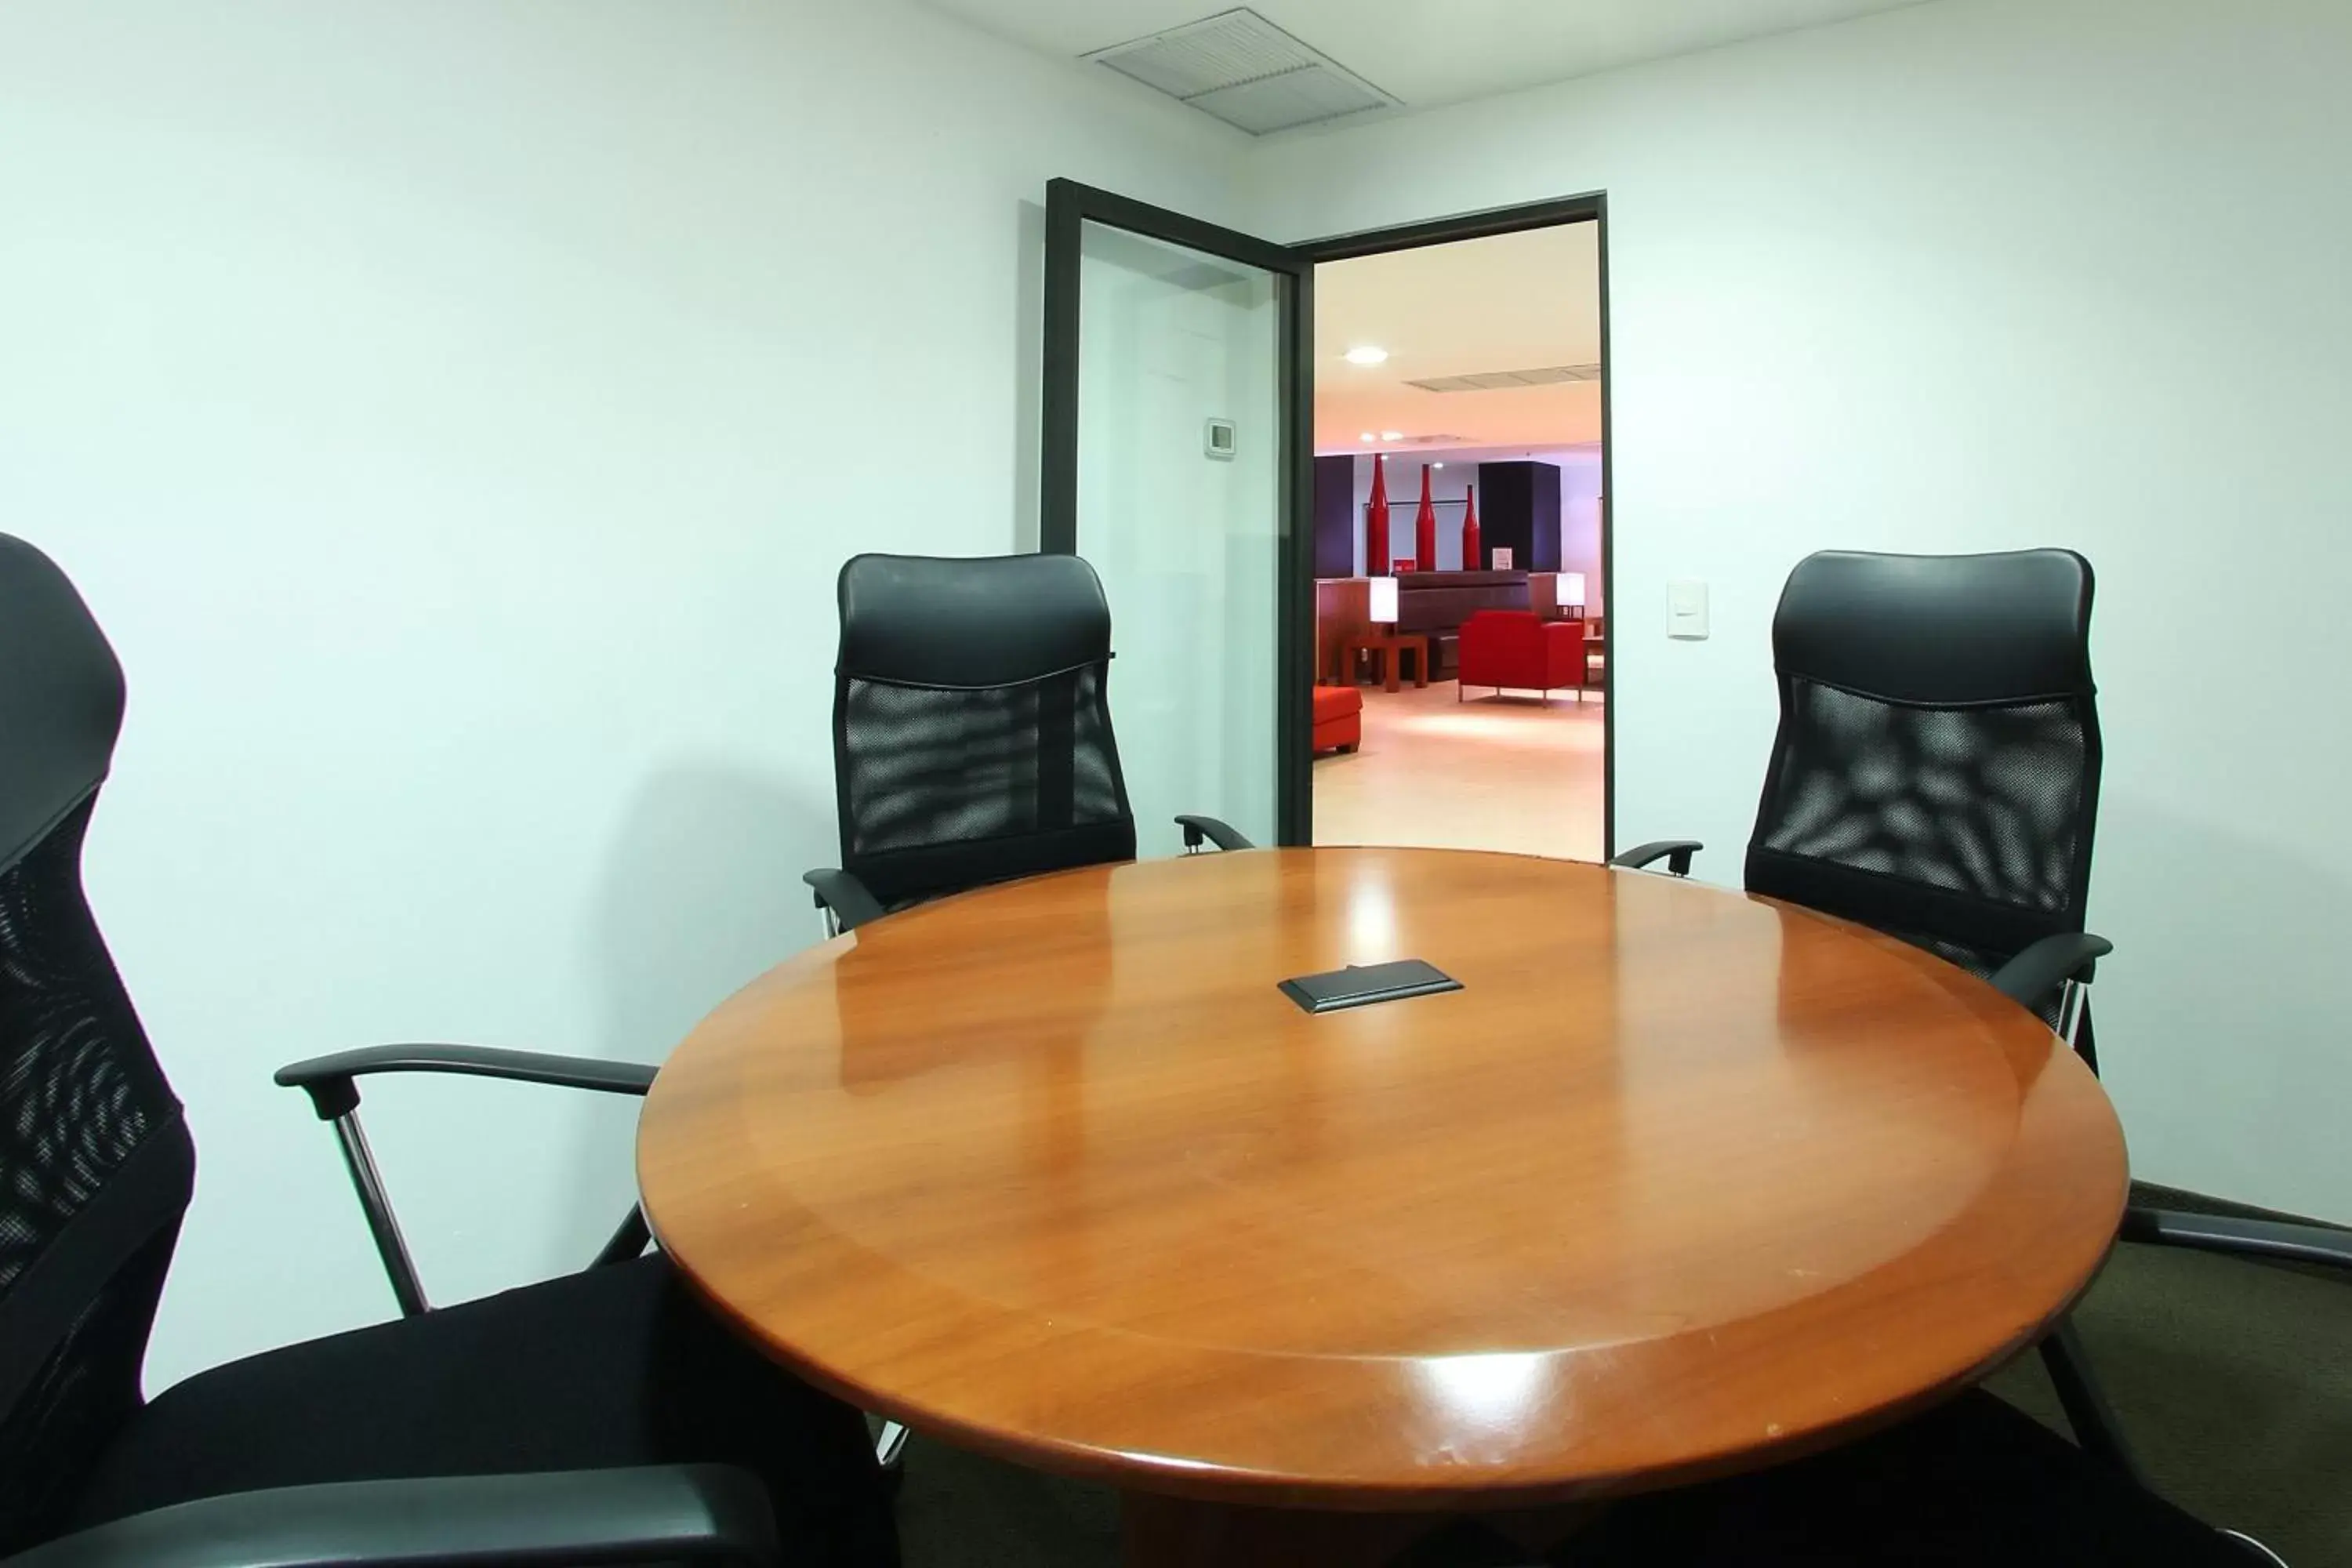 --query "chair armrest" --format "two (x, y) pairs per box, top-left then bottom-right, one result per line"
(803, 867), (887, 933)
(0, 1465), (780, 1568)
(273, 1047), (659, 1315)
(1610, 840), (1702, 877)
(1540, 621), (1586, 677)
(1175, 815), (1255, 852)
(1988, 931), (2113, 1012)
(274, 1045), (657, 1122)
(2121, 1205), (2352, 1271)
